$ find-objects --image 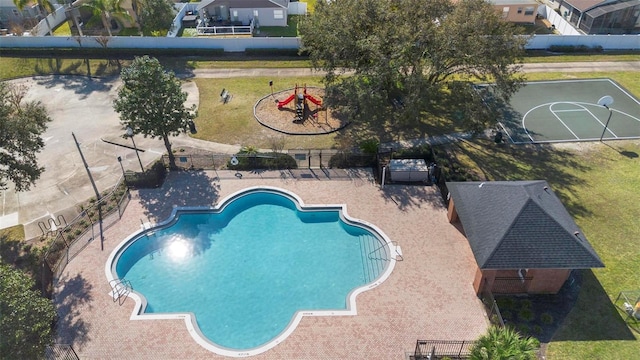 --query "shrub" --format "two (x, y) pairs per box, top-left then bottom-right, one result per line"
(519, 308), (535, 322)
(541, 313), (554, 325)
(532, 325), (544, 335)
(124, 160), (167, 189)
(548, 45), (604, 53)
(229, 152), (297, 171)
(245, 48), (305, 57)
(359, 139), (379, 154)
(517, 323), (530, 335)
(393, 144), (434, 161)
